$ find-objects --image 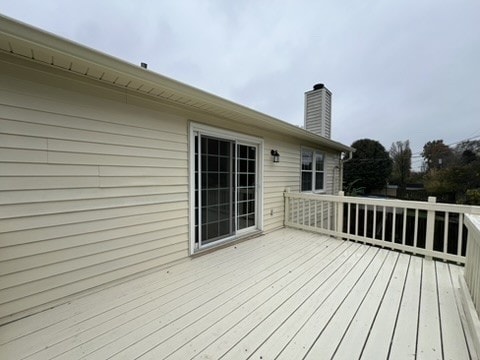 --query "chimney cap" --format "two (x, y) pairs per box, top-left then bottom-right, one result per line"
(313, 83), (324, 90)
